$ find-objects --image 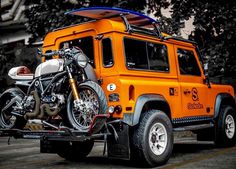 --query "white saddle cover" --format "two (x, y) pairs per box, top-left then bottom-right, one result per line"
(8, 66), (33, 80)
